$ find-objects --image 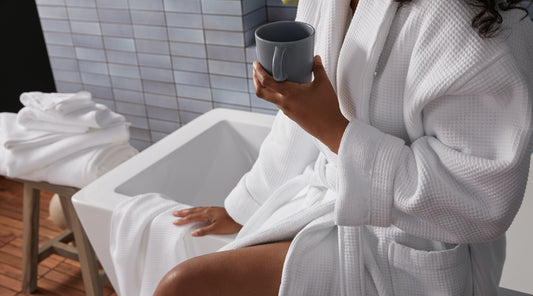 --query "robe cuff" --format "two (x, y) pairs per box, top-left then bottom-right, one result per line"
(224, 175), (261, 225)
(335, 120), (404, 227)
